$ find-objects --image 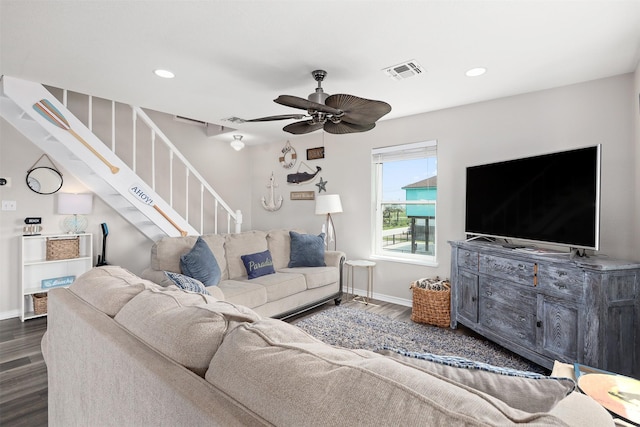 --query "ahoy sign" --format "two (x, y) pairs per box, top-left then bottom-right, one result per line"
(128, 183), (188, 236)
(129, 184), (154, 205)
